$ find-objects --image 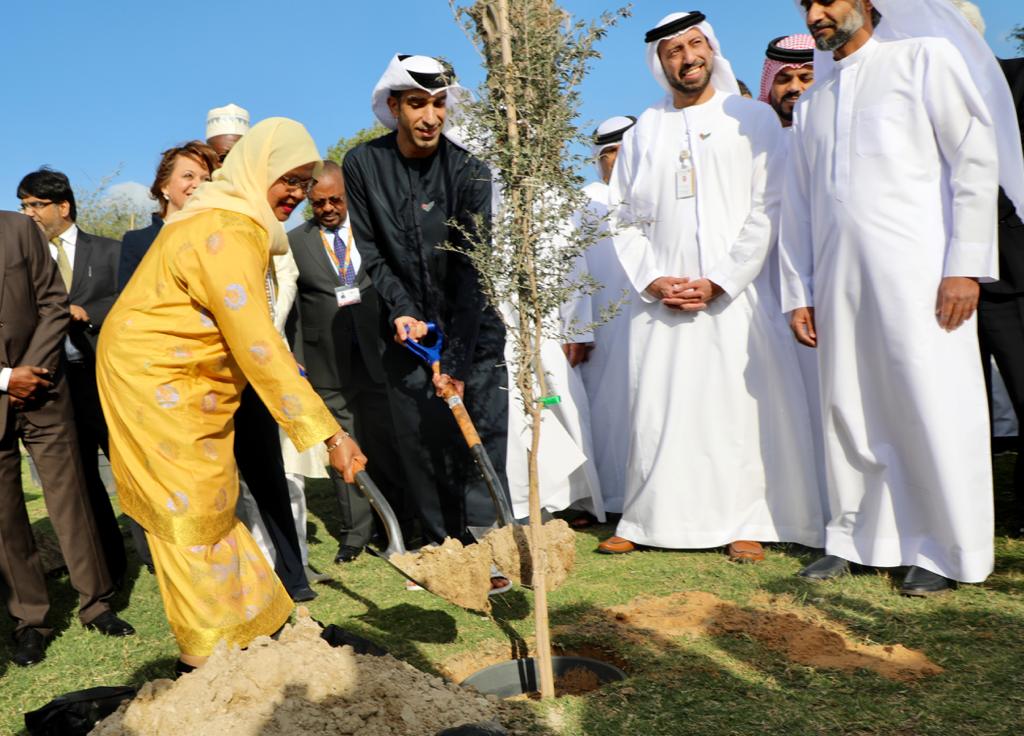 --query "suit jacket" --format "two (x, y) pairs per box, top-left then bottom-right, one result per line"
(117, 214), (162, 290)
(67, 228), (120, 358)
(985, 57), (1024, 296)
(0, 212), (71, 434)
(287, 220), (385, 389)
